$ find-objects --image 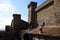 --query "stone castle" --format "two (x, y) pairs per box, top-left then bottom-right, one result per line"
(0, 0), (60, 40)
